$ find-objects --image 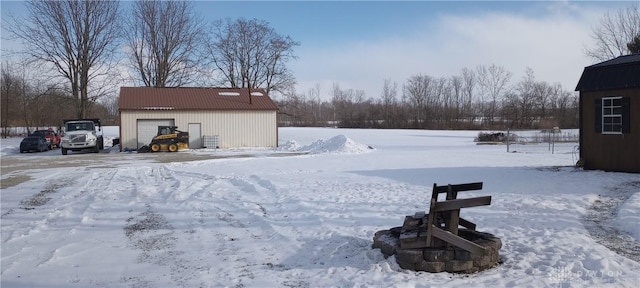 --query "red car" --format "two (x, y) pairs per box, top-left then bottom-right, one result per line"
(30, 128), (61, 149)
